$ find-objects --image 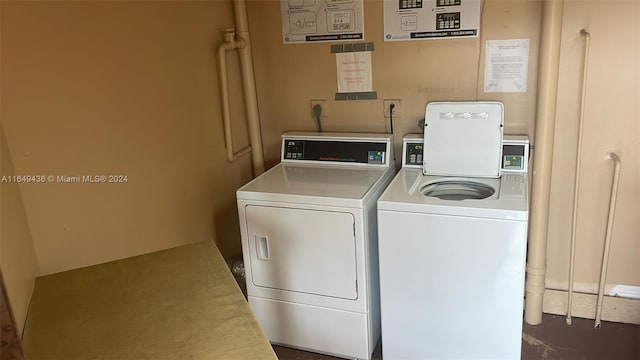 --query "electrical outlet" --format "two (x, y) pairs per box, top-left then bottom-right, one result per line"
(310, 100), (328, 117)
(383, 99), (402, 118)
